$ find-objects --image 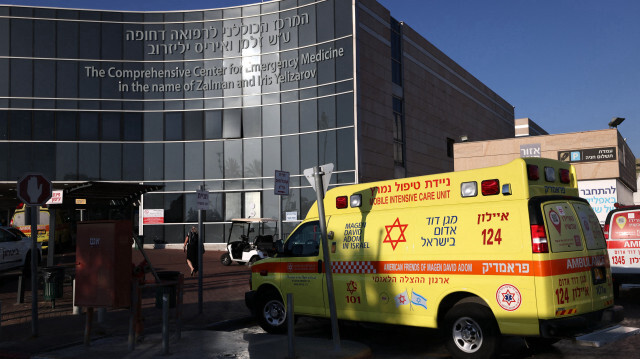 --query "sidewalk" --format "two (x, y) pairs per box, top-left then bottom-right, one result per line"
(0, 249), (370, 359)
